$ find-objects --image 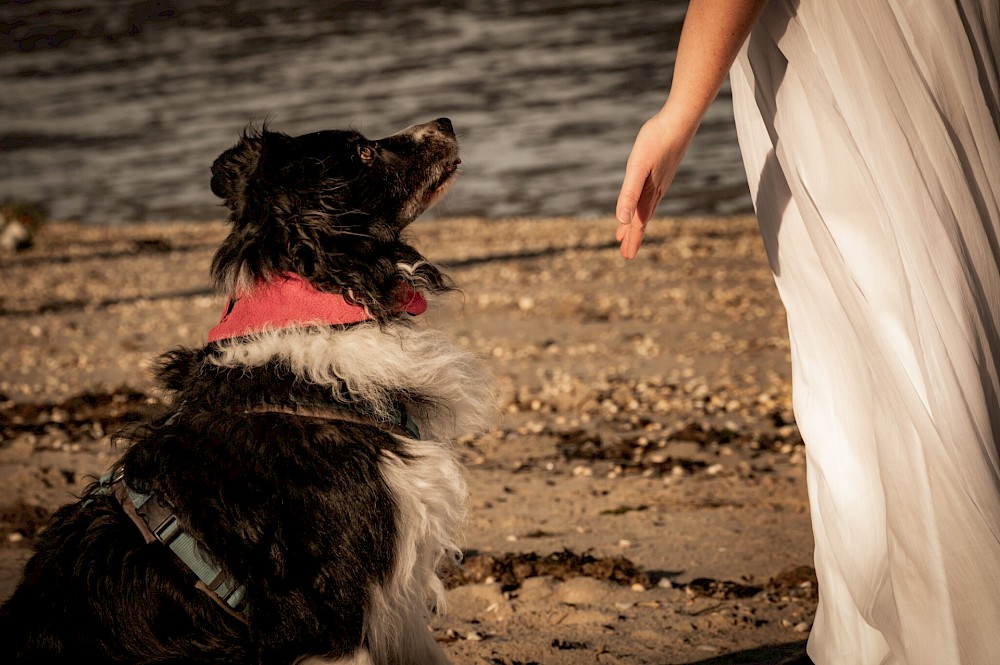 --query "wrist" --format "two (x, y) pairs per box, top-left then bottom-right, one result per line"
(651, 101), (701, 146)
